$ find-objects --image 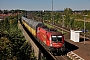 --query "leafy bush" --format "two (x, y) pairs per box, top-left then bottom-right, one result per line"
(0, 16), (36, 60)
